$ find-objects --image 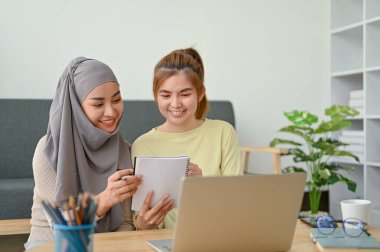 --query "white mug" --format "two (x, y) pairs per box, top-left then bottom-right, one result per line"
(341, 199), (371, 224)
